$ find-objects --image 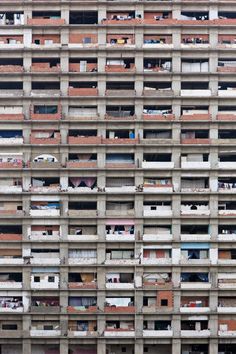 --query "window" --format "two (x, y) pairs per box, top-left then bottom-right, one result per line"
(2, 324), (17, 330)
(122, 348), (126, 353)
(34, 276), (40, 282)
(44, 325), (53, 330)
(48, 276), (55, 283)
(161, 299), (168, 306)
(144, 348), (148, 353)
